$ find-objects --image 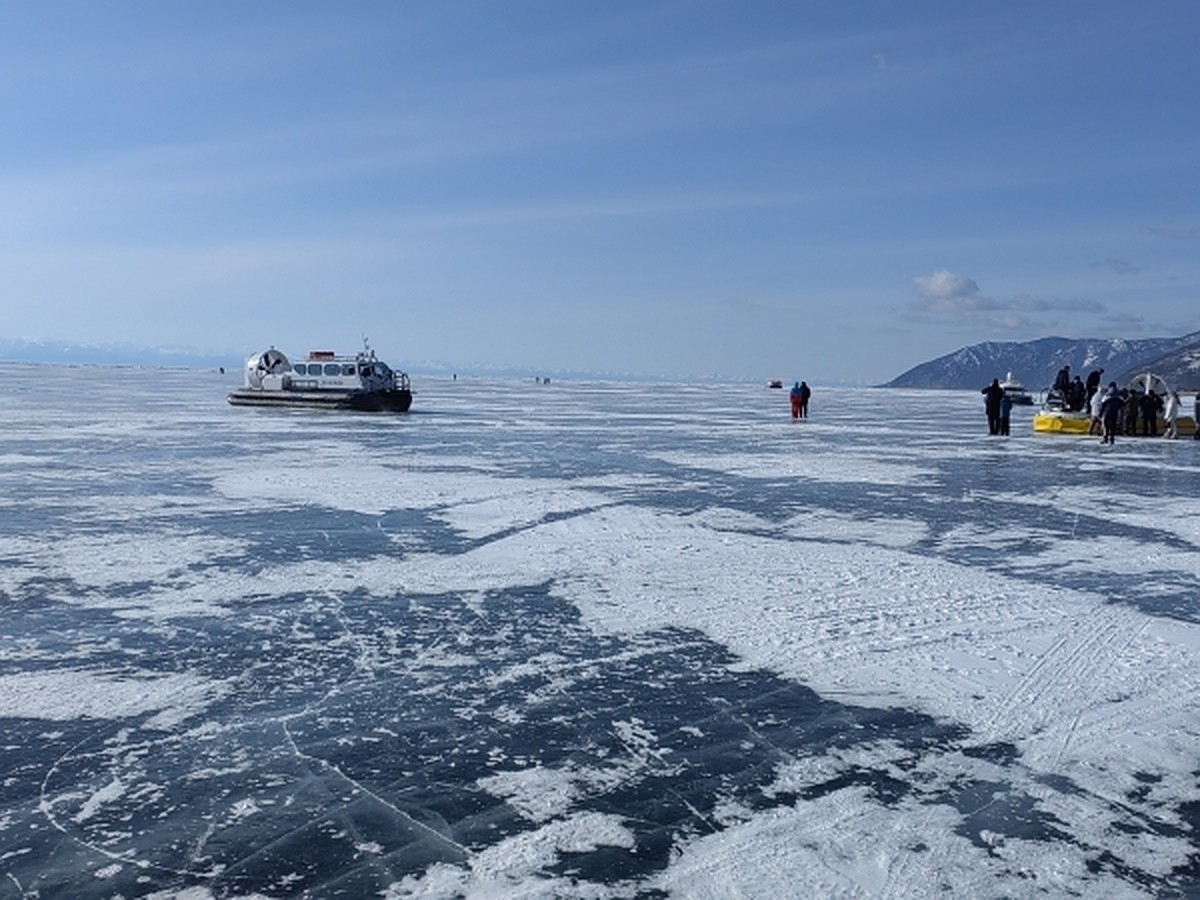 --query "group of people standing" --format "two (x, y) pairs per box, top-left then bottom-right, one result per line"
(986, 365), (1198, 443)
(1051, 364), (1104, 412)
(1062, 364), (1187, 442)
(788, 381), (811, 419)
(1093, 382), (1184, 442)
(981, 379), (1013, 435)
